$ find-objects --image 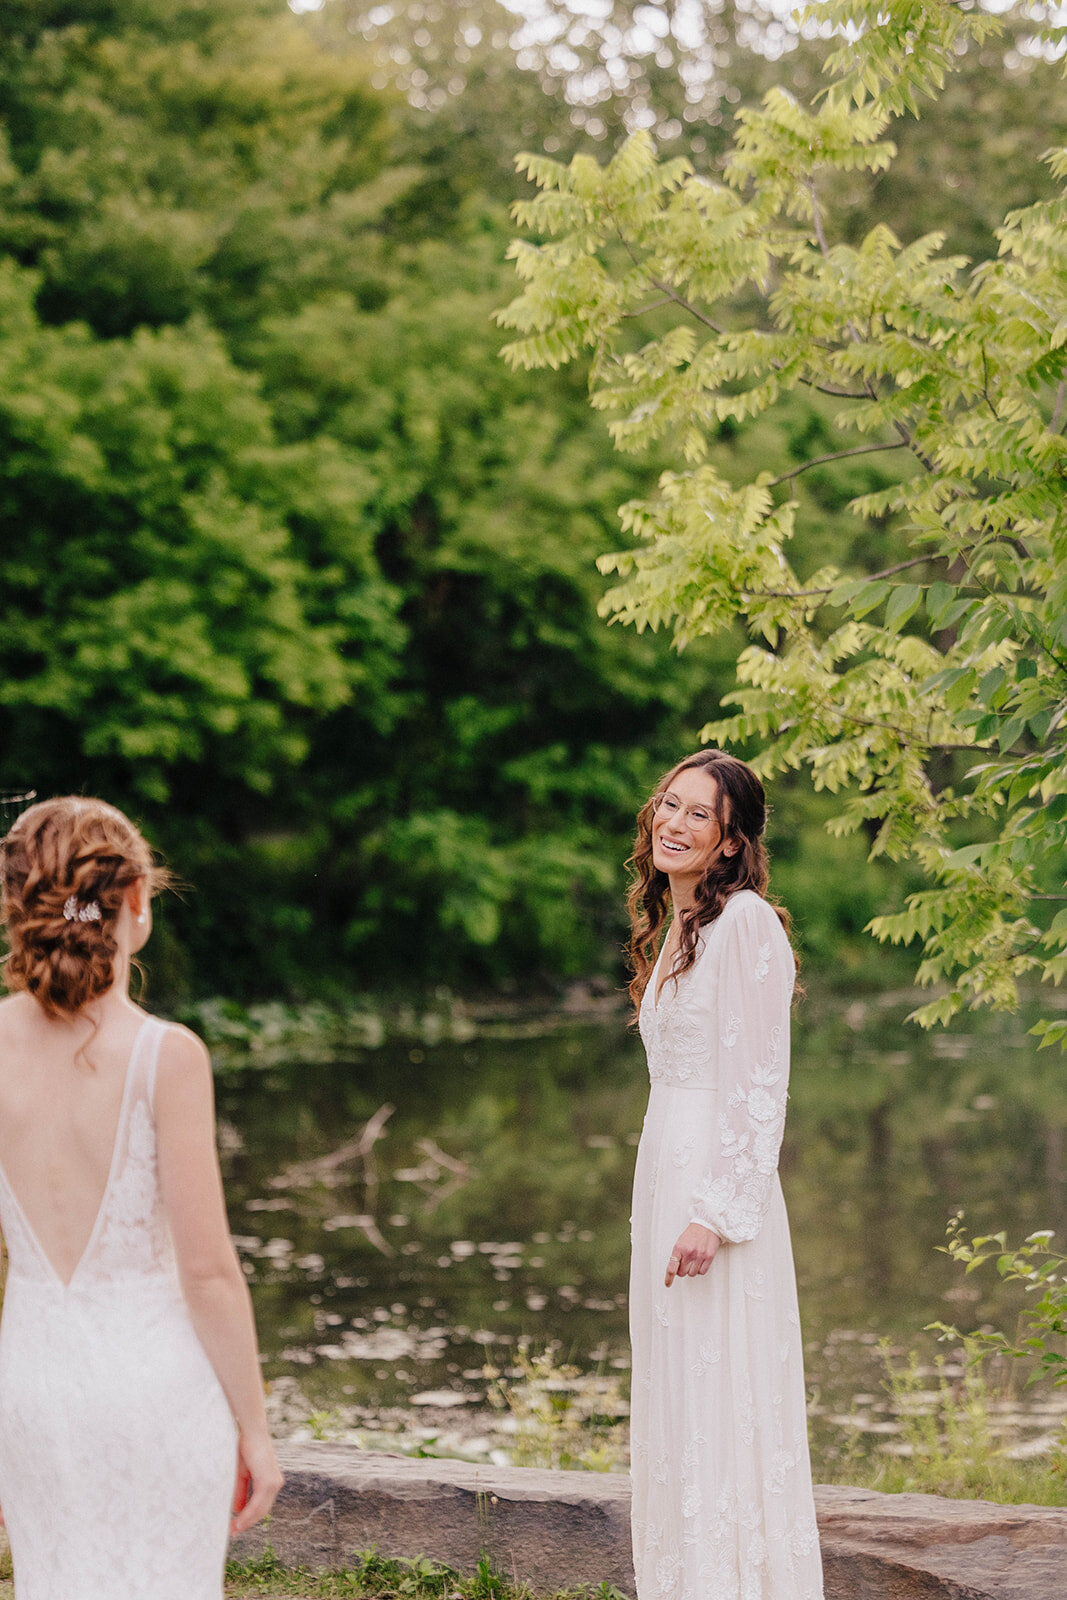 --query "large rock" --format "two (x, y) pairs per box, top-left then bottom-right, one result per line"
(232, 1446), (633, 1593)
(817, 1484), (1067, 1600)
(231, 1445), (1067, 1599)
